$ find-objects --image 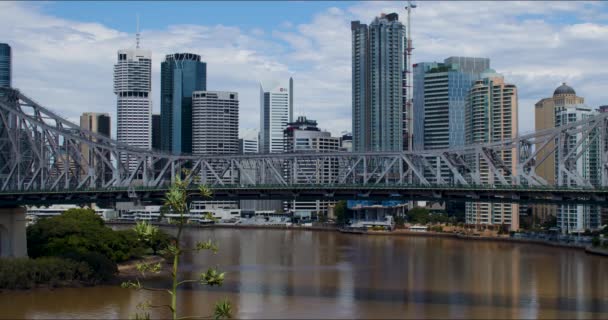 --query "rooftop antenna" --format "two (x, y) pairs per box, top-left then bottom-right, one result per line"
(136, 13), (141, 49)
(404, 1), (416, 151)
